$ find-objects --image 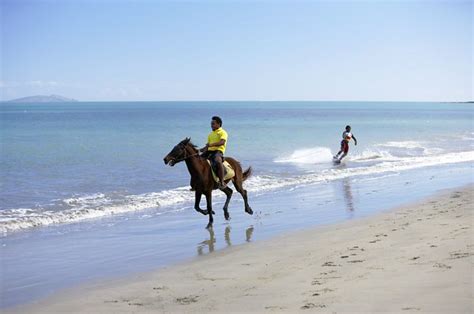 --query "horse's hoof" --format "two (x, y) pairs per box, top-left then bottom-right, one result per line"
(199, 210), (209, 215)
(206, 223), (213, 229)
(246, 207), (253, 215)
(224, 212), (230, 220)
